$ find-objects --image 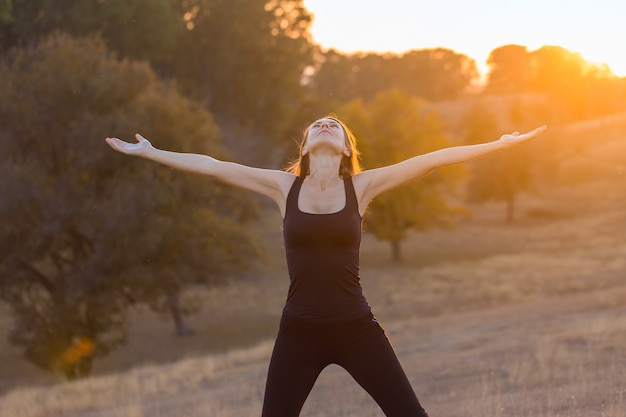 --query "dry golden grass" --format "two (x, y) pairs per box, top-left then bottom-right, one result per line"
(1, 112), (625, 416)
(1, 287), (625, 417)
